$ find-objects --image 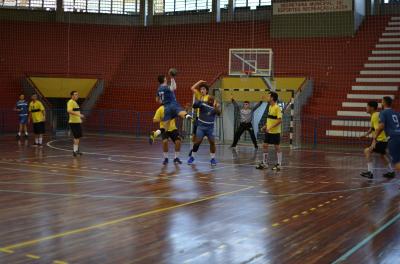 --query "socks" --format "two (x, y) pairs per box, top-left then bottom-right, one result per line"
(163, 152), (168, 159)
(18, 132), (21, 136)
(154, 130), (162, 137)
(367, 162), (373, 173)
(277, 152), (282, 166)
(35, 137), (39, 144)
(263, 153), (268, 164)
(39, 136), (43, 144)
(210, 153), (216, 159)
(25, 132), (28, 136)
(175, 152), (180, 159)
(73, 145), (79, 152)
